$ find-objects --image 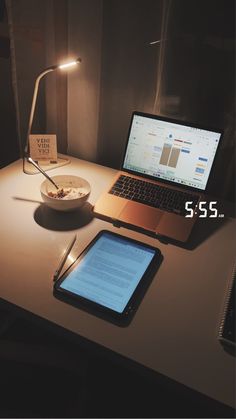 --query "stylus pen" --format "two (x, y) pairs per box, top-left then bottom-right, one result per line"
(53, 234), (77, 282)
